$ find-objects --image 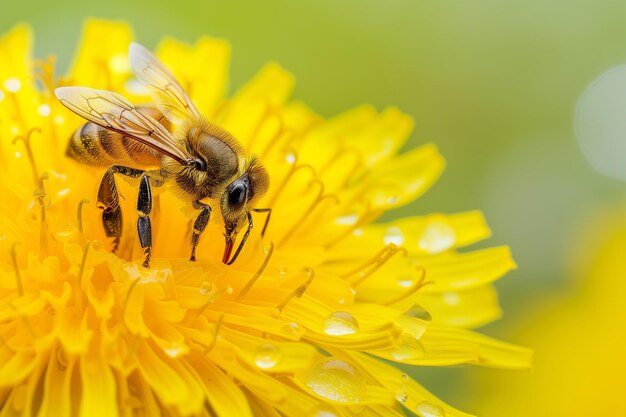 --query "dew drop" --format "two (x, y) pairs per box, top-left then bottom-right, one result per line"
(383, 226), (404, 246)
(416, 401), (446, 417)
(254, 343), (282, 369)
(397, 276), (417, 288)
(403, 304), (432, 321)
(277, 265), (287, 279)
(199, 281), (213, 295)
(285, 152), (296, 164)
(164, 342), (185, 358)
(395, 374), (409, 403)
(390, 335), (425, 361)
(387, 195), (399, 204)
(418, 220), (456, 254)
(54, 115), (65, 125)
(54, 222), (78, 240)
(442, 292), (460, 306)
(308, 404), (339, 417)
(306, 357), (366, 403)
(281, 322), (302, 338)
(263, 245), (272, 256)
(323, 311), (359, 336)
(334, 214), (358, 226)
